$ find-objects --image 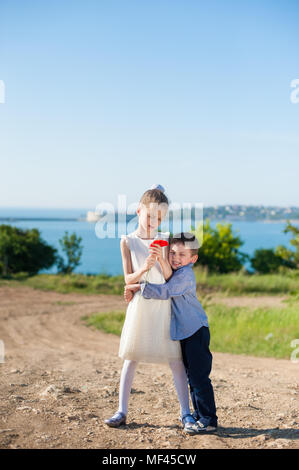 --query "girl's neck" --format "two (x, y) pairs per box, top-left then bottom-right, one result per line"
(135, 227), (158, 239)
